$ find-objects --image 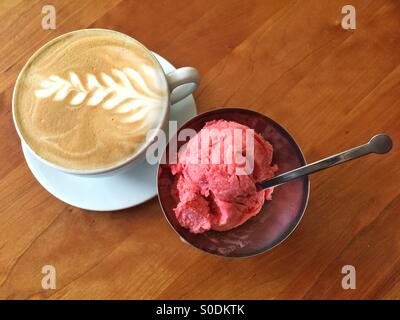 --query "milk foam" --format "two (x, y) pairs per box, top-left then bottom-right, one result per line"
(14, 29), (168, 170)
